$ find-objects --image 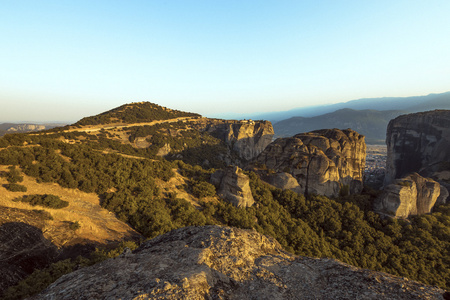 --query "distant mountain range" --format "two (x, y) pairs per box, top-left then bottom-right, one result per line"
(263, 91), (450, 144)
(252, 91), (450, 122)
(0, 123), (65, 136)
(273, 109), (406, 144)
